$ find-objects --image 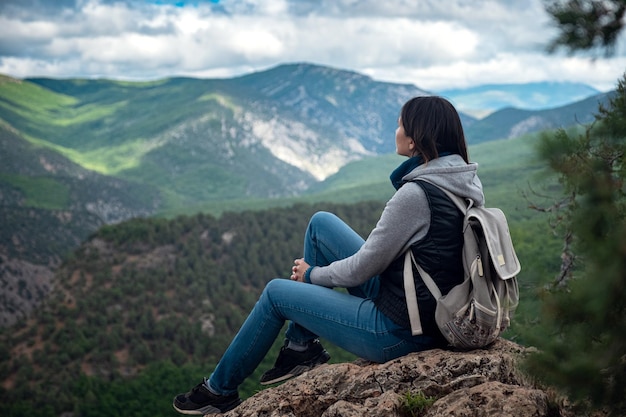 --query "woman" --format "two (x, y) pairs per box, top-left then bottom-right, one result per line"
(173, 96), (484, 415)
